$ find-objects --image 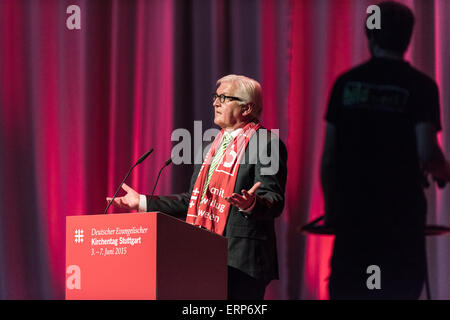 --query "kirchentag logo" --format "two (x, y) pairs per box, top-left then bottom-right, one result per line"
(74, 229), (84, 244)
(189, 188), (201, 209)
